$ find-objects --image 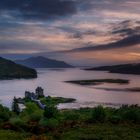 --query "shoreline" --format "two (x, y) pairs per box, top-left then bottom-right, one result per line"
(57, 100), (134, 110)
